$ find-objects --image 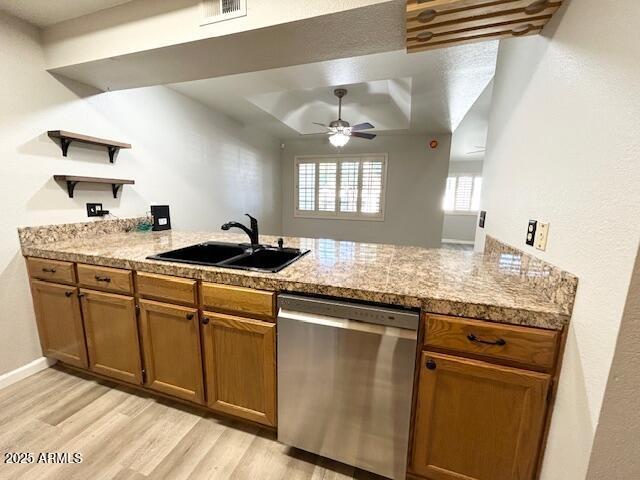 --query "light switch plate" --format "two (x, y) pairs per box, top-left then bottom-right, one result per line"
(535, 222), (549, 251)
